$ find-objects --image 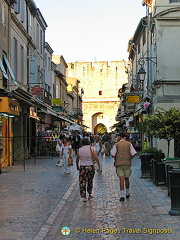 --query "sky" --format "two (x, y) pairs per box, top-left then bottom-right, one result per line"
(34, 0), (146, 63)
